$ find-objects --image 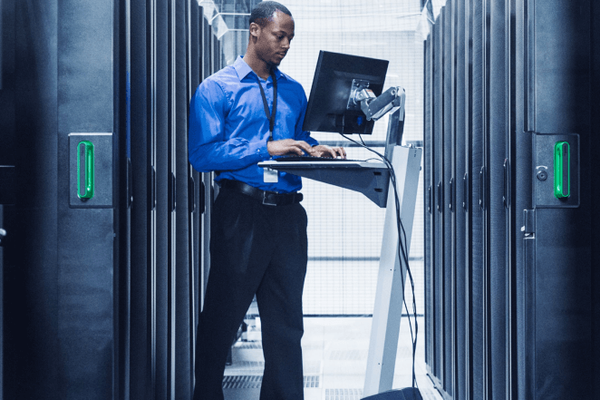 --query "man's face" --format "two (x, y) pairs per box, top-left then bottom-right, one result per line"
(253, 10), (295, 67)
